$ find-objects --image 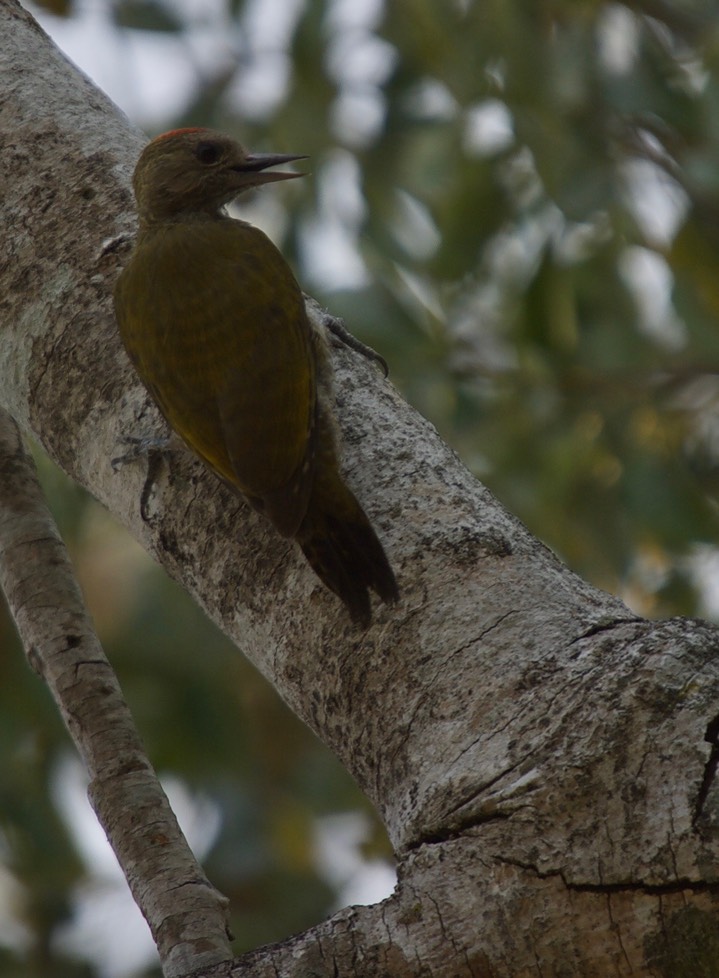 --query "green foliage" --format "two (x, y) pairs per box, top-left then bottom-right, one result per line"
(278, 0), (719, 617)
(111, 0), (182, 33)
(5, 0), (719, 974)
